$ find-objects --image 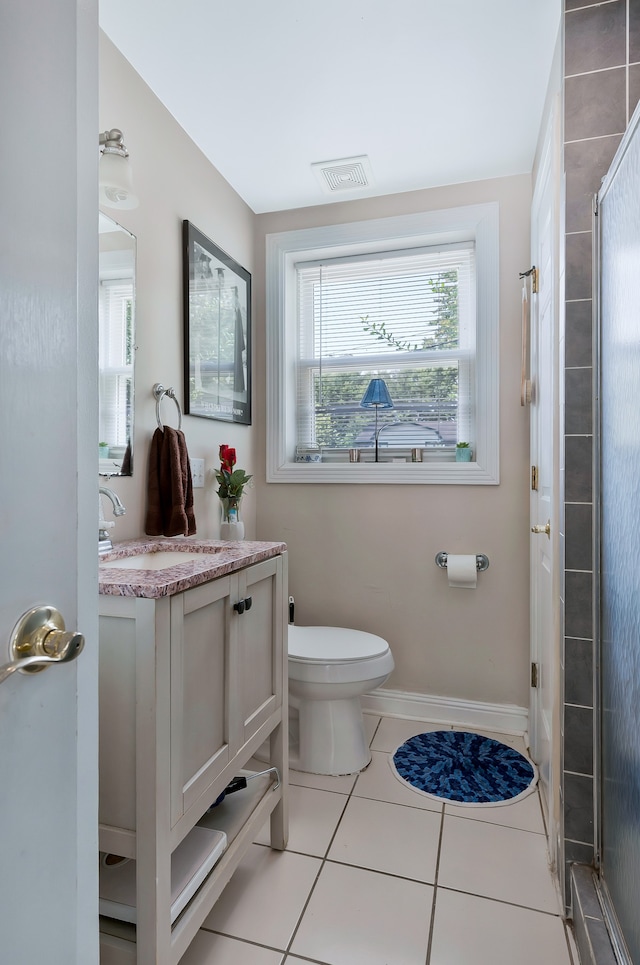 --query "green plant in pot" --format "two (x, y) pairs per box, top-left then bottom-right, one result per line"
(456, 441), (472, 462)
